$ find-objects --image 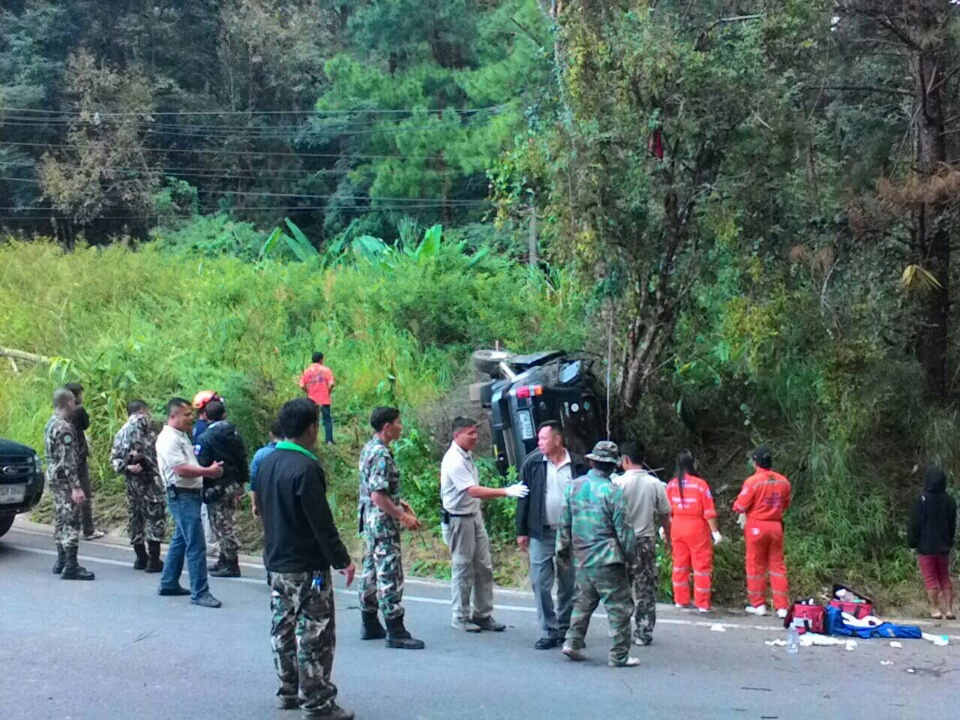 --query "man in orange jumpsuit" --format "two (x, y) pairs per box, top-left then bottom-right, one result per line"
(734, 446), (792, 619)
